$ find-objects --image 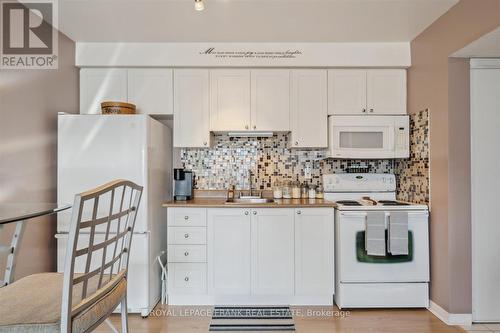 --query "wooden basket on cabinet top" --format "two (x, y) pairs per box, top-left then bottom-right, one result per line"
(101, 101), (136, 114)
